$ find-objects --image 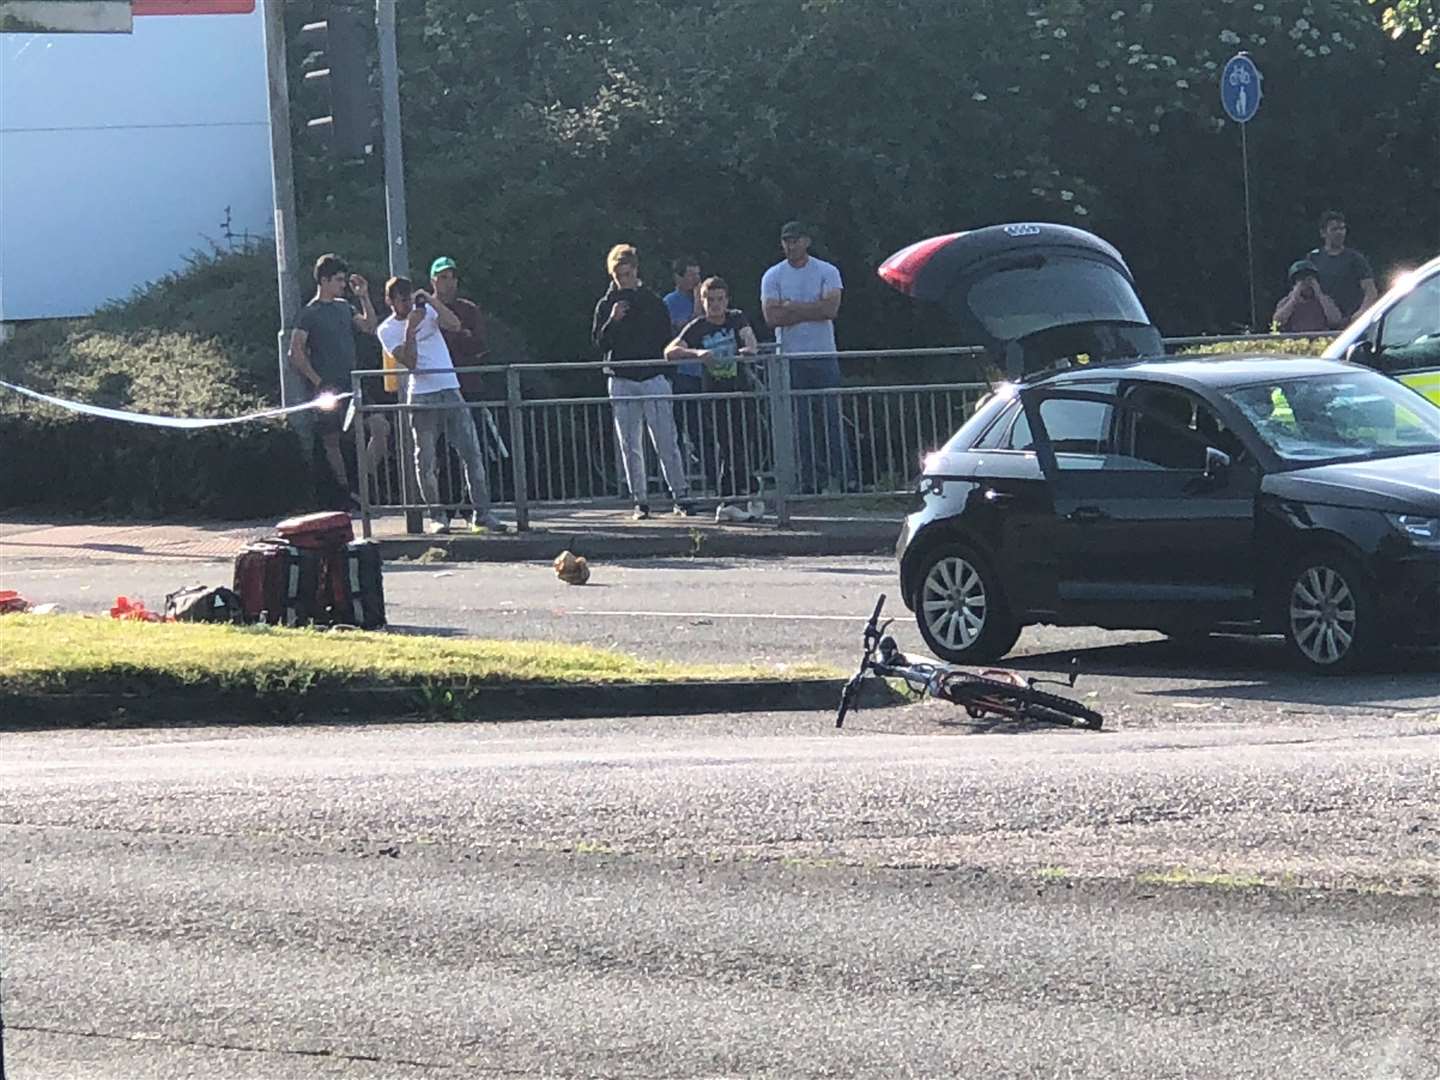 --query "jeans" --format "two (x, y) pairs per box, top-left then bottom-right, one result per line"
(609, 374), (689, 504)
(669, 371), (707, 489)
(789, 356), (851, 493)
(410, 387), (492, 521)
